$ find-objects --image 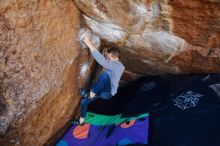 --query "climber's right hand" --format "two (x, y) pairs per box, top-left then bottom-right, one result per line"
(82, 32), (96, 52)
(82, 32), (91, 44)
